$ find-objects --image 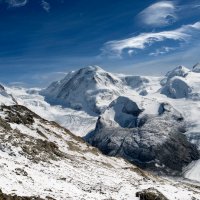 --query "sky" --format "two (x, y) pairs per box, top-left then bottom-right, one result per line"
(0, 0), (200, 86)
